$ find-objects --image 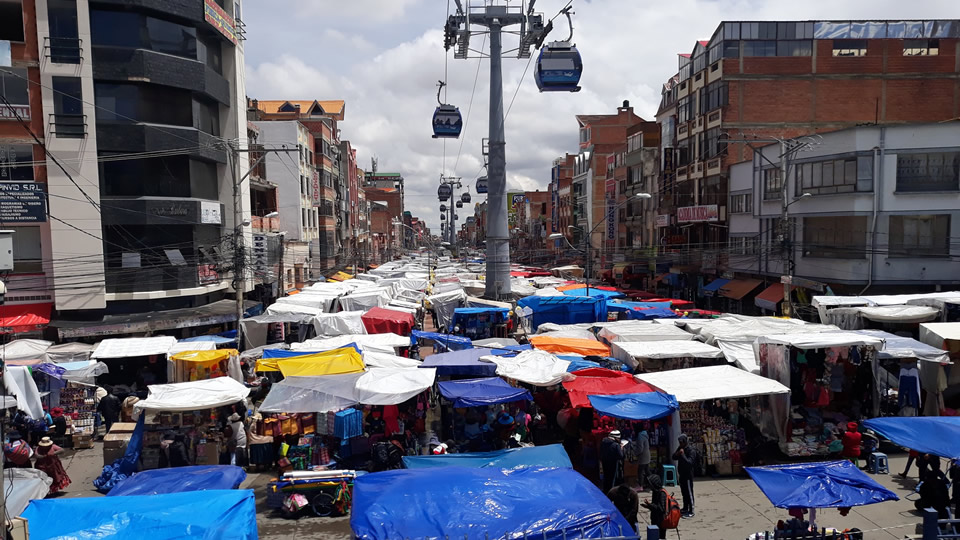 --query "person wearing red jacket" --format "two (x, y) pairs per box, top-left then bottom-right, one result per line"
(841, 422), (862, 466)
